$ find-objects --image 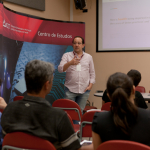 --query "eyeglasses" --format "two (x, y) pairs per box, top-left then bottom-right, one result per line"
(73, 42), (82, 45)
